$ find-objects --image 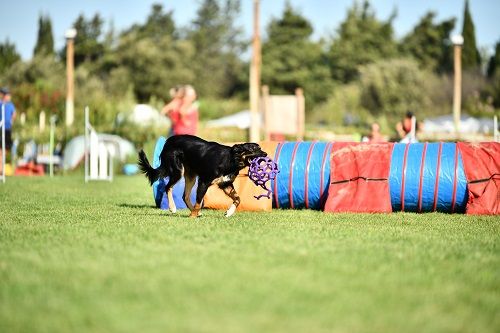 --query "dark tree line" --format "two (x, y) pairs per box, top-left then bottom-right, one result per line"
(0, 0), (498, 130)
